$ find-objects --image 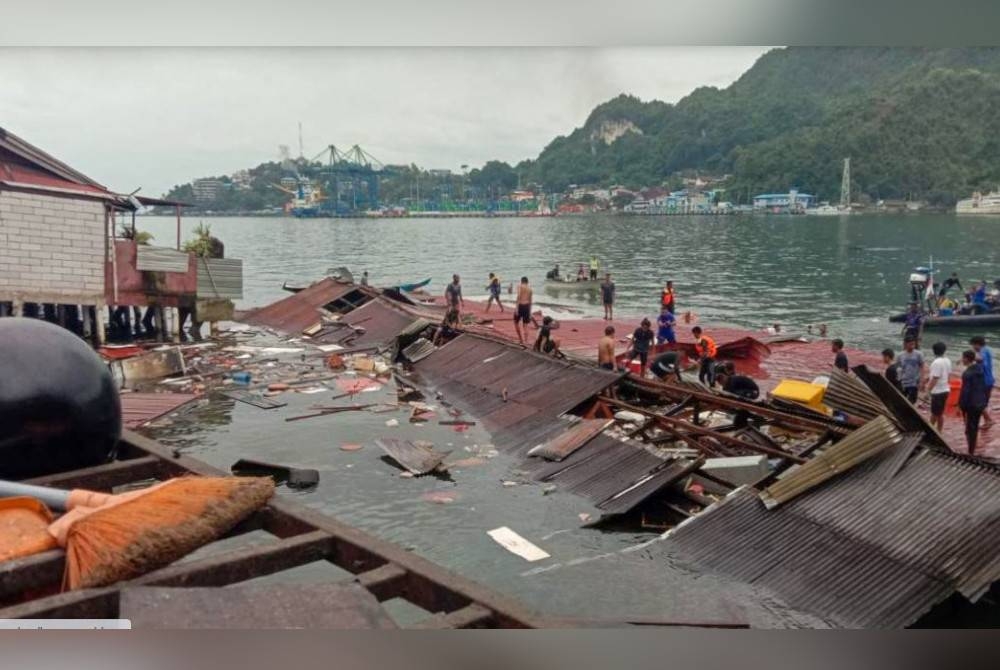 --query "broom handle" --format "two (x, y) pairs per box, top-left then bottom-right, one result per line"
(0, 480), (72, 511)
